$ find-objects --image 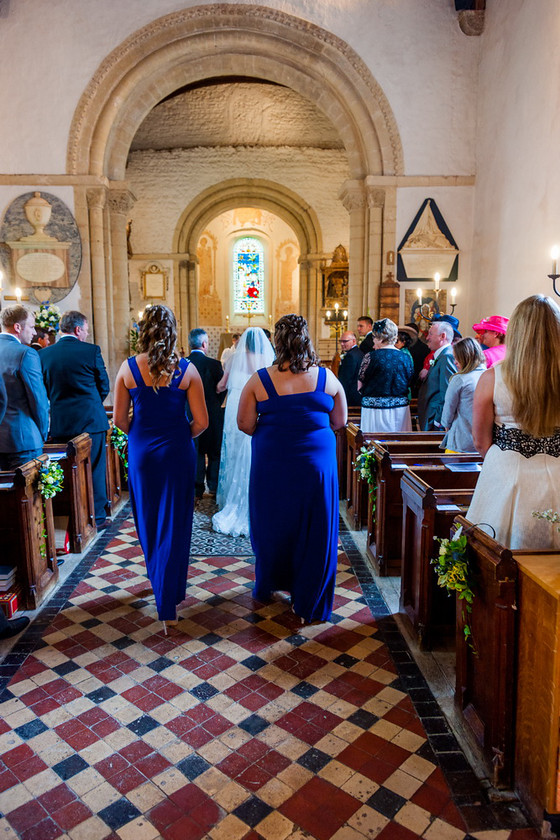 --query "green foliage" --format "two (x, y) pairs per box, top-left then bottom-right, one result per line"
(34, 303), (61, 334)
(431, 527), (477, 652)
(110, 424), (129, 479)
